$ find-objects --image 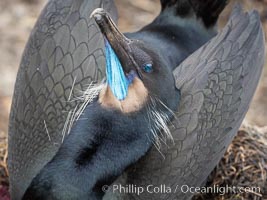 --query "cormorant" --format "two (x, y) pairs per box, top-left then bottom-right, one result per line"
(8, 0), (264, 199)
